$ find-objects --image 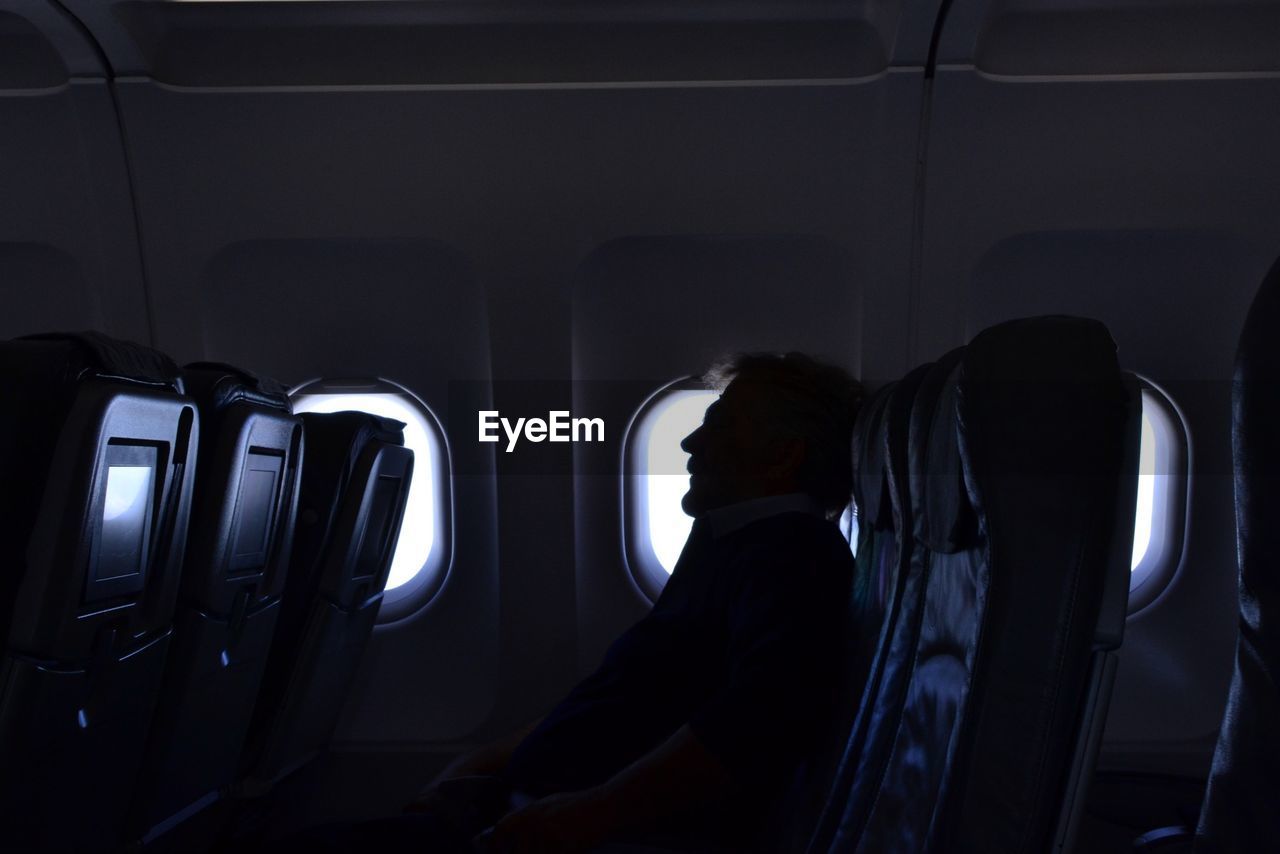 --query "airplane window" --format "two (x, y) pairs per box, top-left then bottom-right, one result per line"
(1128, 382), (1189, 612)
(625, 381), (857, 599)
(290, 378), (451, 618)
